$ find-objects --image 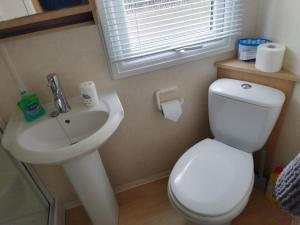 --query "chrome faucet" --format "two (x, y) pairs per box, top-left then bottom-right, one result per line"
(47, 73), (71, 114)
